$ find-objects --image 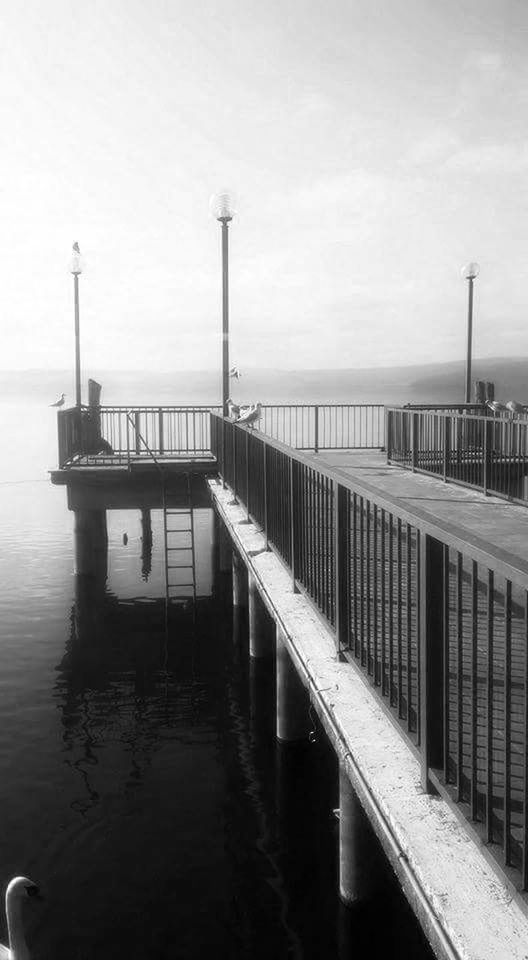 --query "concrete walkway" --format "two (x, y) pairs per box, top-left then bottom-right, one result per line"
(210, 476), (528, 960)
